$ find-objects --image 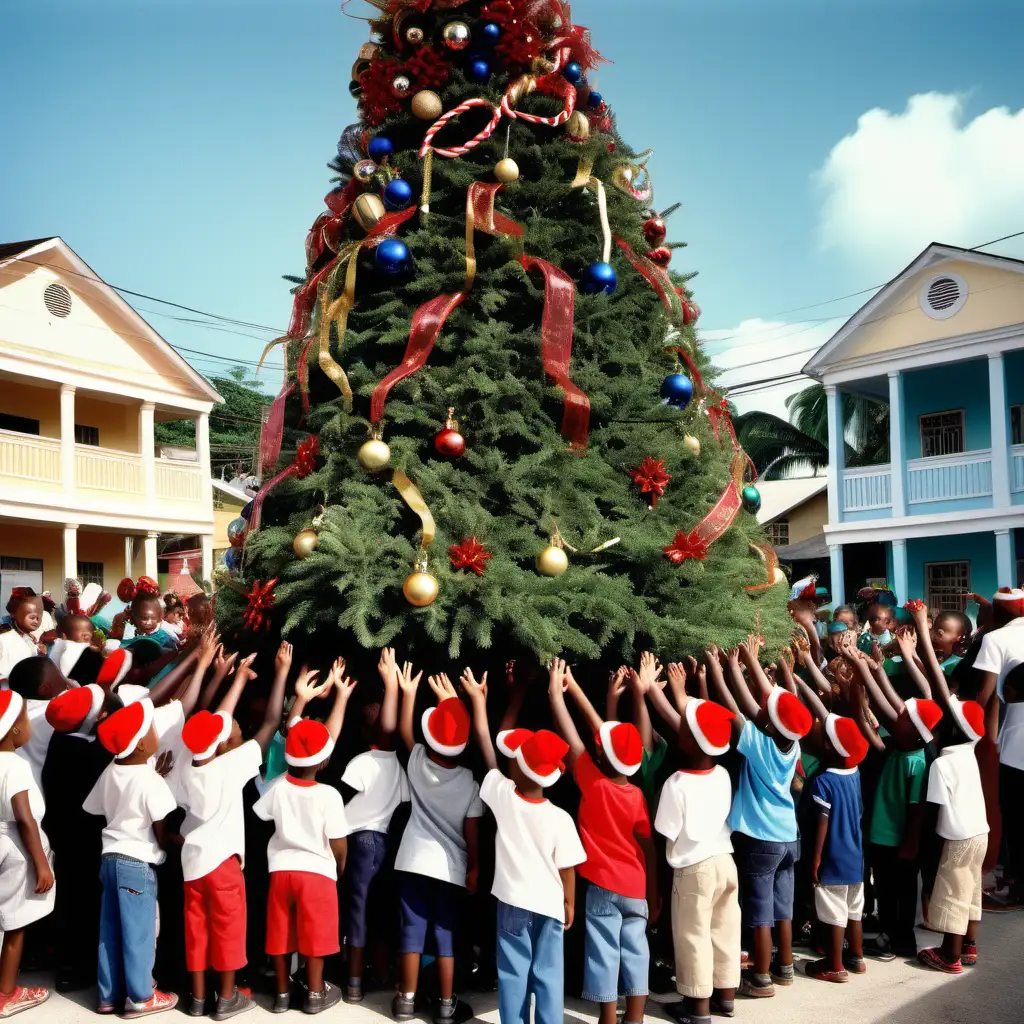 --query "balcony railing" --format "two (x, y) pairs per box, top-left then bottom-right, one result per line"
(76, 443), (144, 493)
(156, 458), (204, 503)
(906, 450), (992, 504)
(1013, 444), (1024, 493)
(842, 464), (892, 512)
(0, 429), (60, 483)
